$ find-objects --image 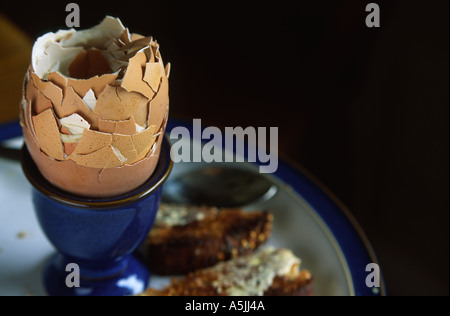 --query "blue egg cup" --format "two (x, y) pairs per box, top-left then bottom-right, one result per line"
(21, 137), (173, 296)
